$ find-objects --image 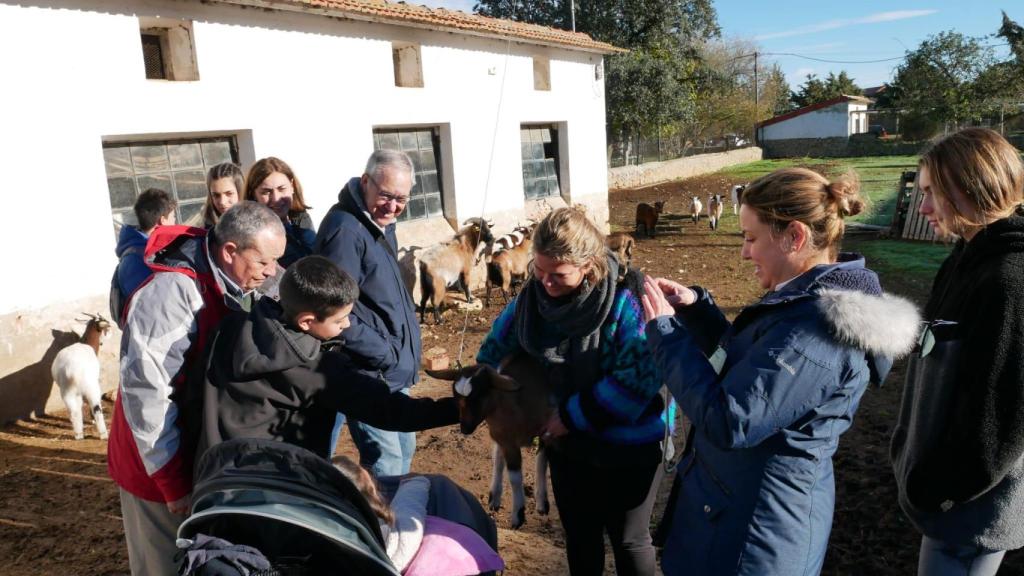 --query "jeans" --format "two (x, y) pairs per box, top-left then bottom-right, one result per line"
(329, 388), (416, 477)
(918, 536), (1007, 576)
